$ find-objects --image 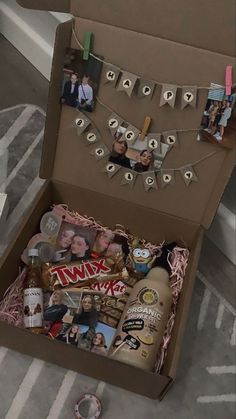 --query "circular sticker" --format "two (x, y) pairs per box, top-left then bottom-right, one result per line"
(163, 90), (174, 101)
(139, 289), (159, 306)
(148, 139), (159, 150)
(145, 177), (154, 186)
(108, 118), (119, 129)
(142, 86), (151, 96)
(75, 118), (85, 127)
(122, 79), (131, 89)
(184, 171), (193, 180)
(106, 70), (115, 81)
(106, 163), (115, 173)
(75, 394), (102, 419)
(125, 130), (135, 141)
(95, 148), (105, 157)
(184, 92), (194, 102)
(124, 172), (134, 181)
(40, 213), (61, 237)
(86, 132), (97, 143)
(163, 174), (172, 183)
(166, 136), (176, 145)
